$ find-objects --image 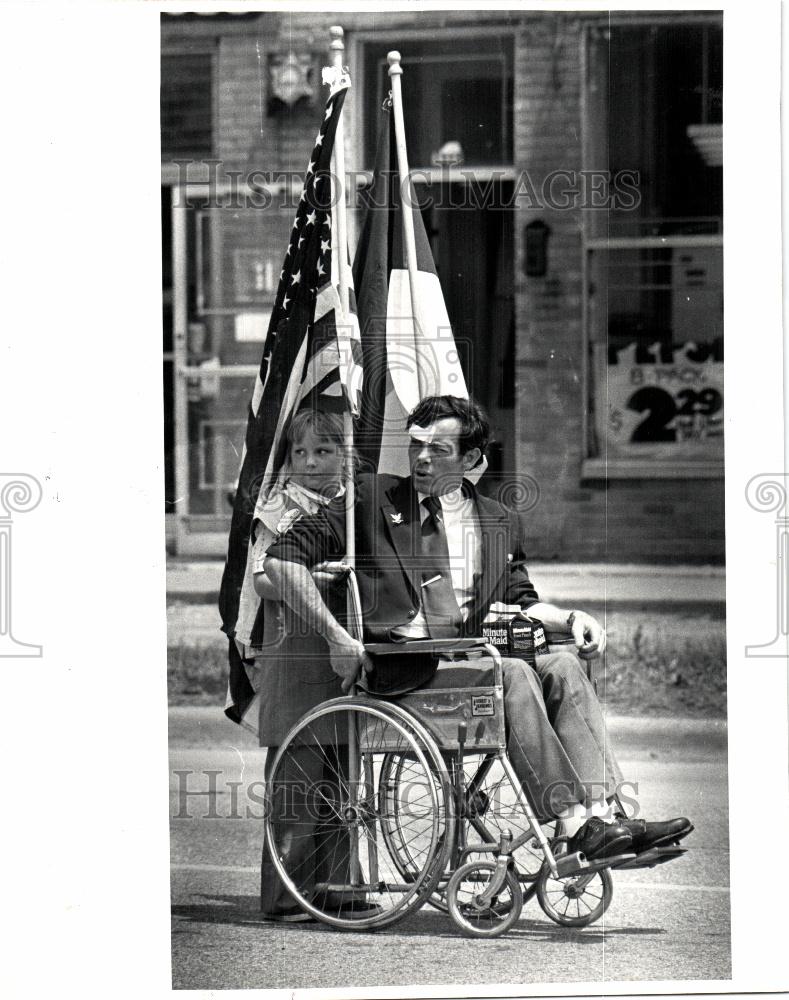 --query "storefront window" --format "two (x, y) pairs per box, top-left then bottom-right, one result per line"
(584, 20), (723, 474)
